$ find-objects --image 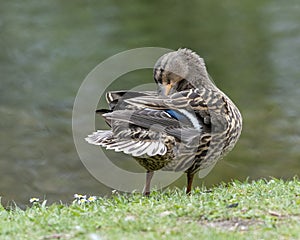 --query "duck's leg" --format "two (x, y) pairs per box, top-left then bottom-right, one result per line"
(143, 171), (154, 196)
(186, 172), (195, 194)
